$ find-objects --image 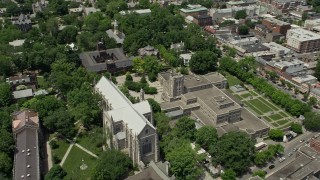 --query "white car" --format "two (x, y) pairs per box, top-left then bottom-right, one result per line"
(279, 157), (286, 163)
(288, 152), (293, 157)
